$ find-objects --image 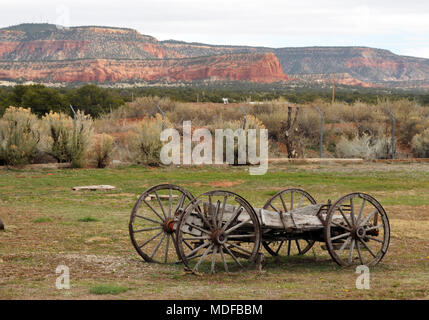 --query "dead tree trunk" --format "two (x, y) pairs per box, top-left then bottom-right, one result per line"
(281, 106), (300, 158)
